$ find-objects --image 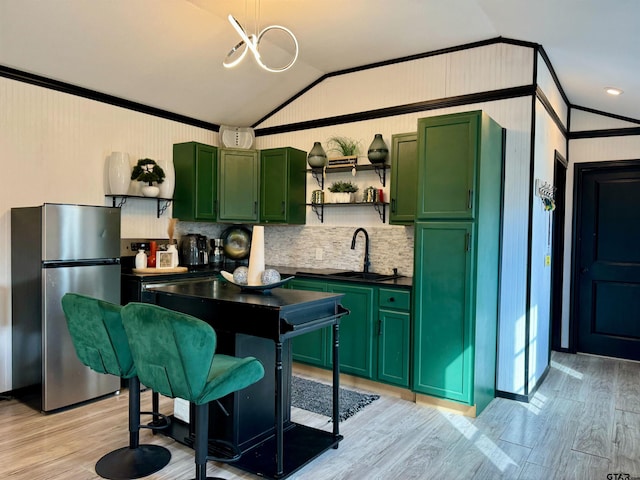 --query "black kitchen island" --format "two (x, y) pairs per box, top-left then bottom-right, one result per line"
(146, 278), (347, 479)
